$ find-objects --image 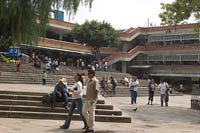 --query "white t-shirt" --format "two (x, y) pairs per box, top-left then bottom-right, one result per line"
(130, 80), (139, 91)
(158, 82), (168, 94)
(81, 61), (85, 66)
(71, 81), (83, 99)
(105, 62), (108, 66)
